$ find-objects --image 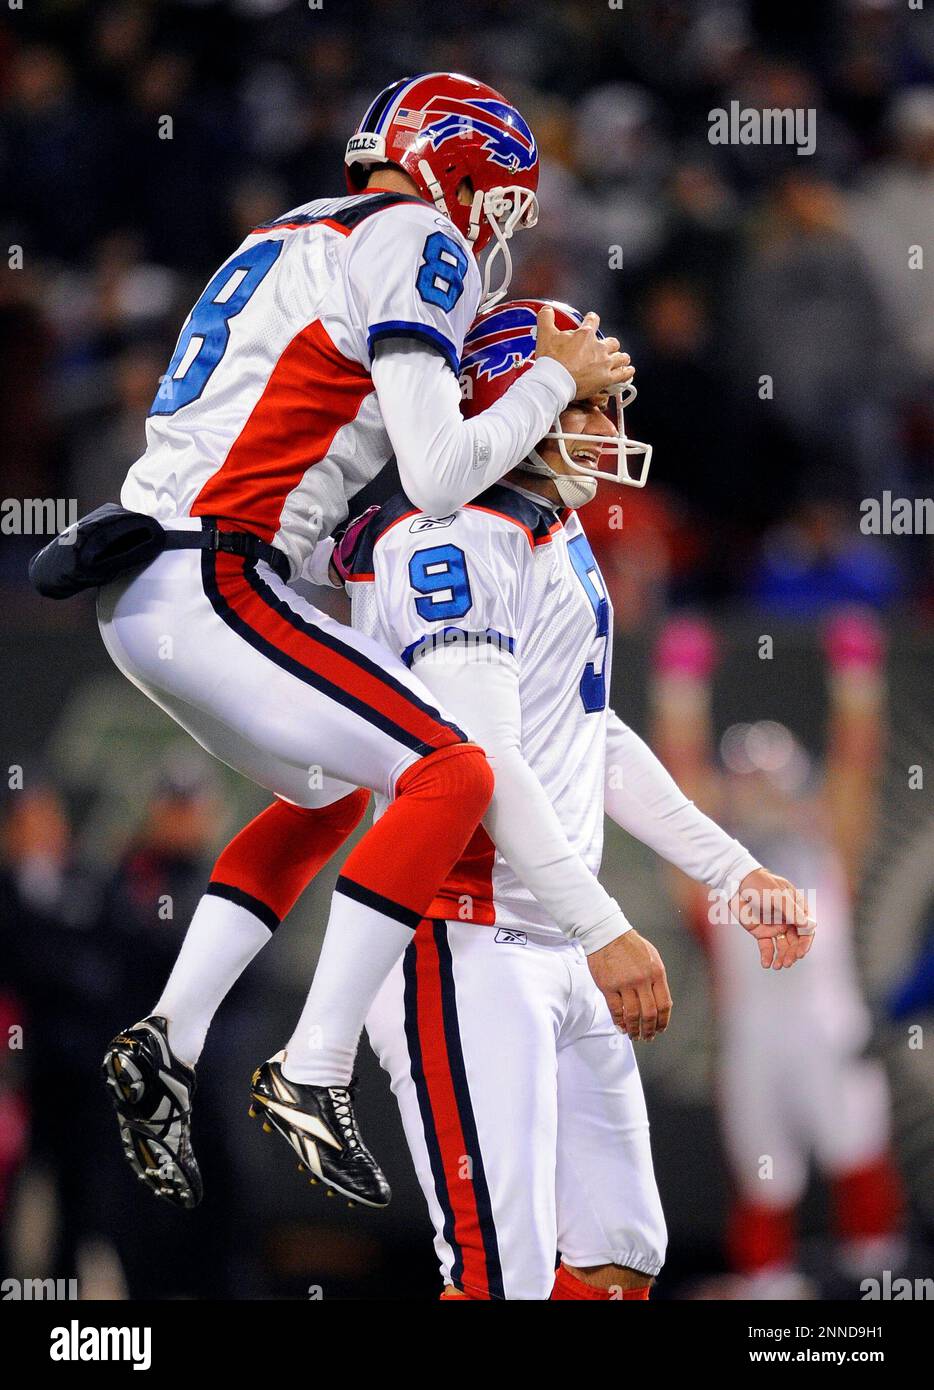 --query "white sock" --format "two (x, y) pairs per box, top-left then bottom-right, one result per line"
(282, 890), (414, 1087)
(154, 891), (274, 1066)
